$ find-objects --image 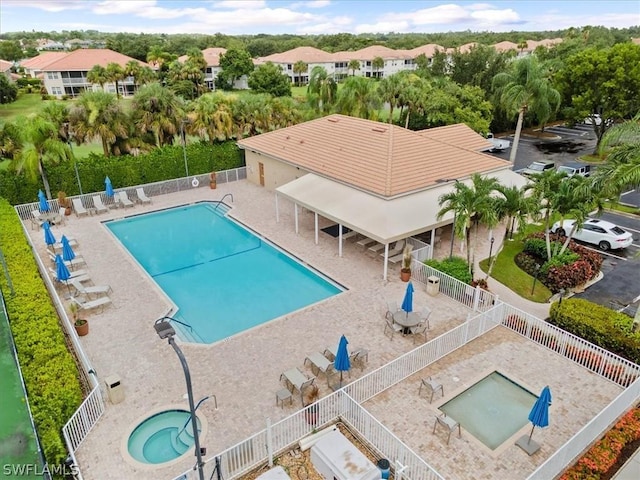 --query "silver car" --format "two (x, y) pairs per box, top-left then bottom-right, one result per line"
(551, 218), (633, 251)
